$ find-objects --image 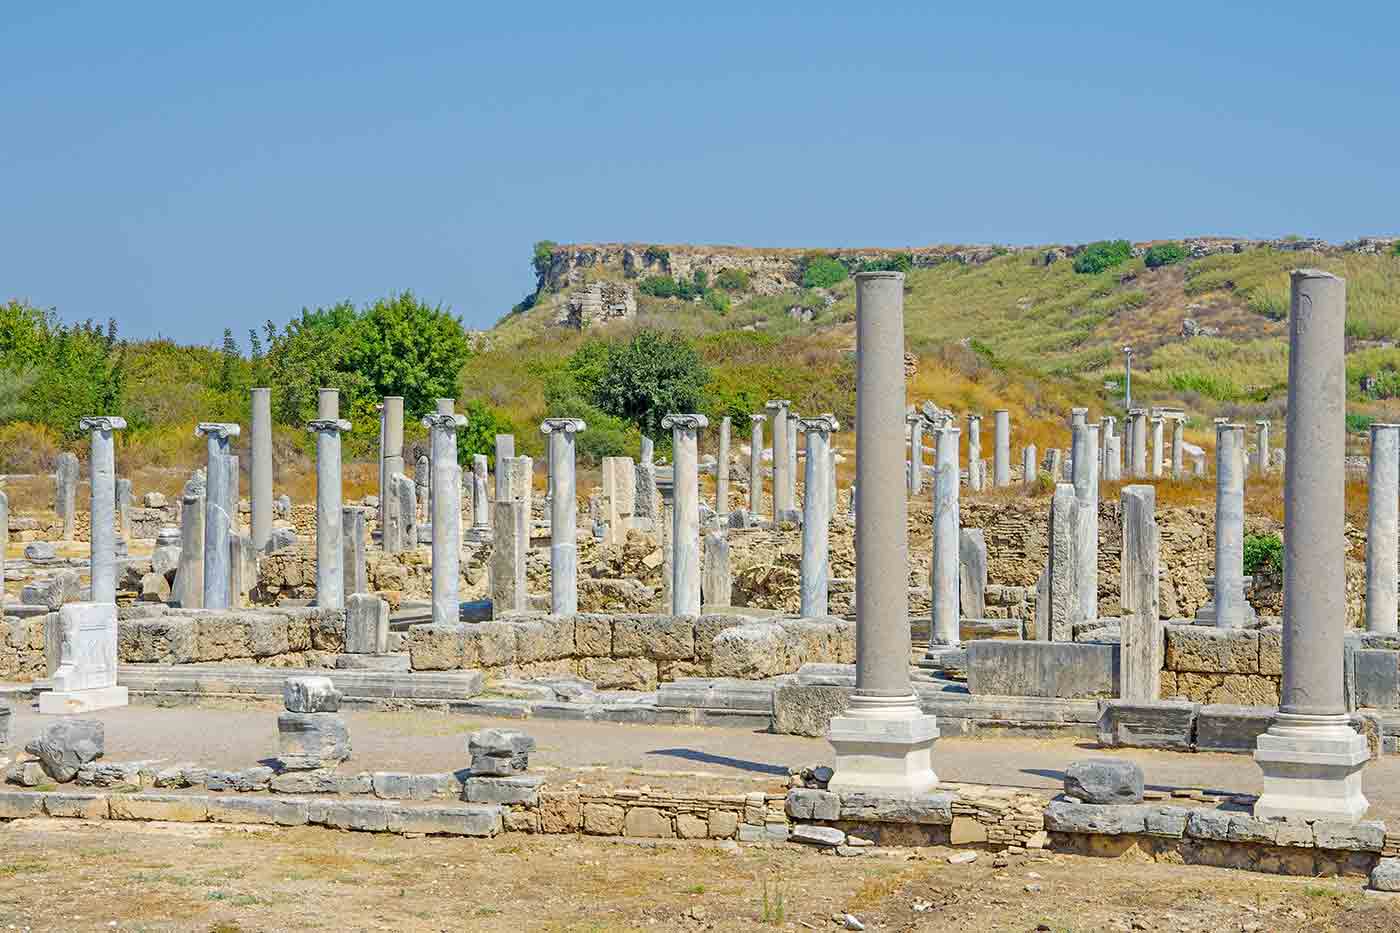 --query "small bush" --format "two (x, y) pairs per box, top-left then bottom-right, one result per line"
(715, 268), (750, 292)
(643, 245), (670, 267)
(704, 290), (731, 314)
(638, 276), (680, 299)
(1393, 241), (1400, 257)
(1167, 371), (1242, 402)
(531, 240), (557, 278)
(1243, 532), (1283, 576)
(1072, 240), (1134, 275)
(1364, 370), (1400, 399)
(802, 255), (848, 289)
(856, 253), (913, 274)
(1347, 412), (1376, 434)
(1144, 242), (1187, 269)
